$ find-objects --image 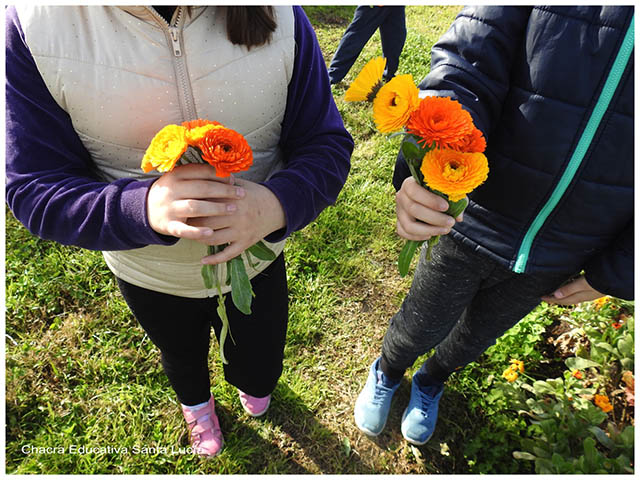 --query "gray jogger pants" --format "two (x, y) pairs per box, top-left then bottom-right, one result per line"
(381, 234), (575, 377)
